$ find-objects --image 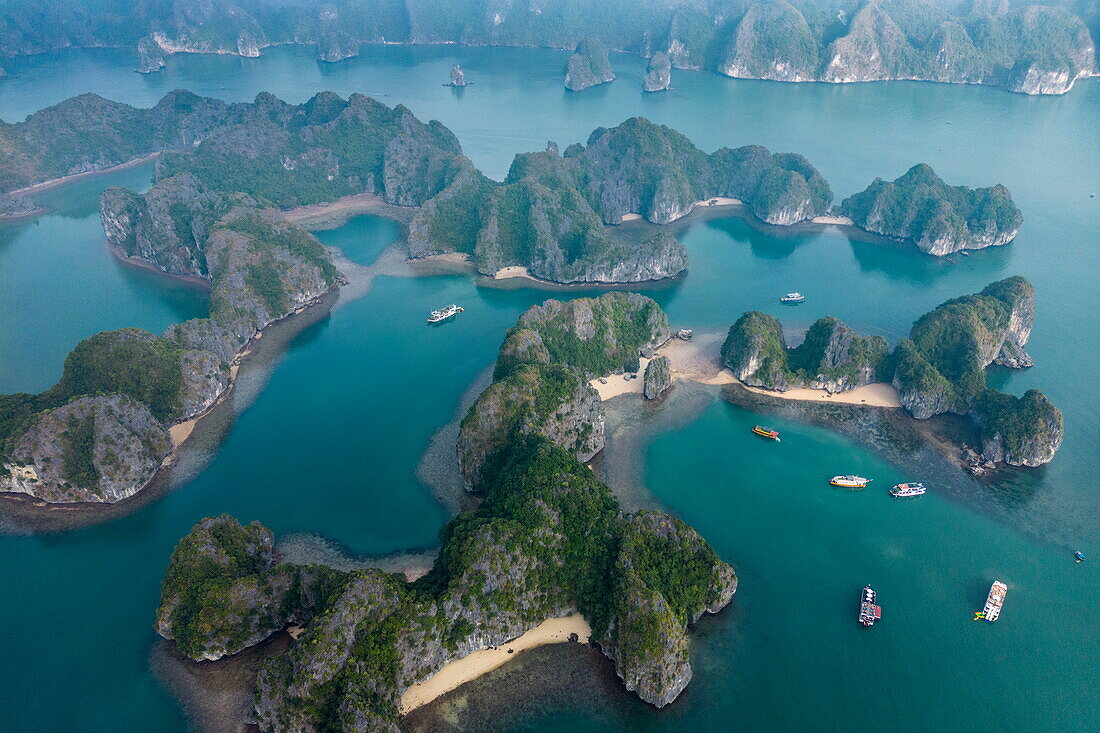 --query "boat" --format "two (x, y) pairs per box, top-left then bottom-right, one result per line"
(752, 426), (780, 441)
(1074, 551), (1085, 563)
(780, 292), (806, 303)
(959, 250), (970, 256)
(889, 482), (927, 498)
(858, 586), (881, 627)
(427, 304), (464, 323)
(979, 581), (1007, 622)
(676, 328), (694, 340)
(831, 475), (872, 488)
